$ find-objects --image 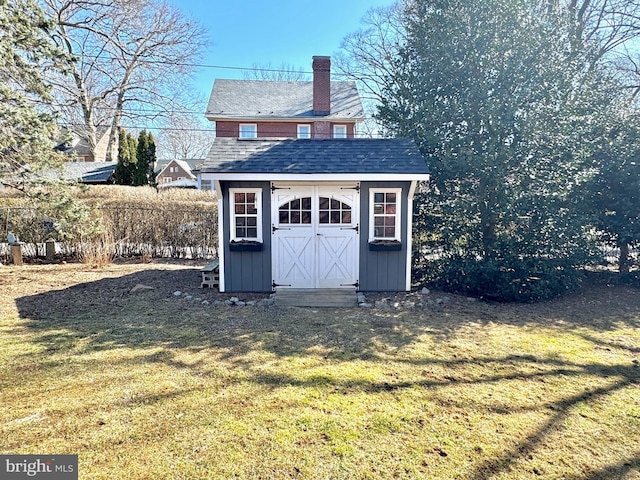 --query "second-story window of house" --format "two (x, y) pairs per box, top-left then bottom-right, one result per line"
(297, 124), (311, 139)
(239, 124), (257, 139)
(333, 125), (347, 139)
